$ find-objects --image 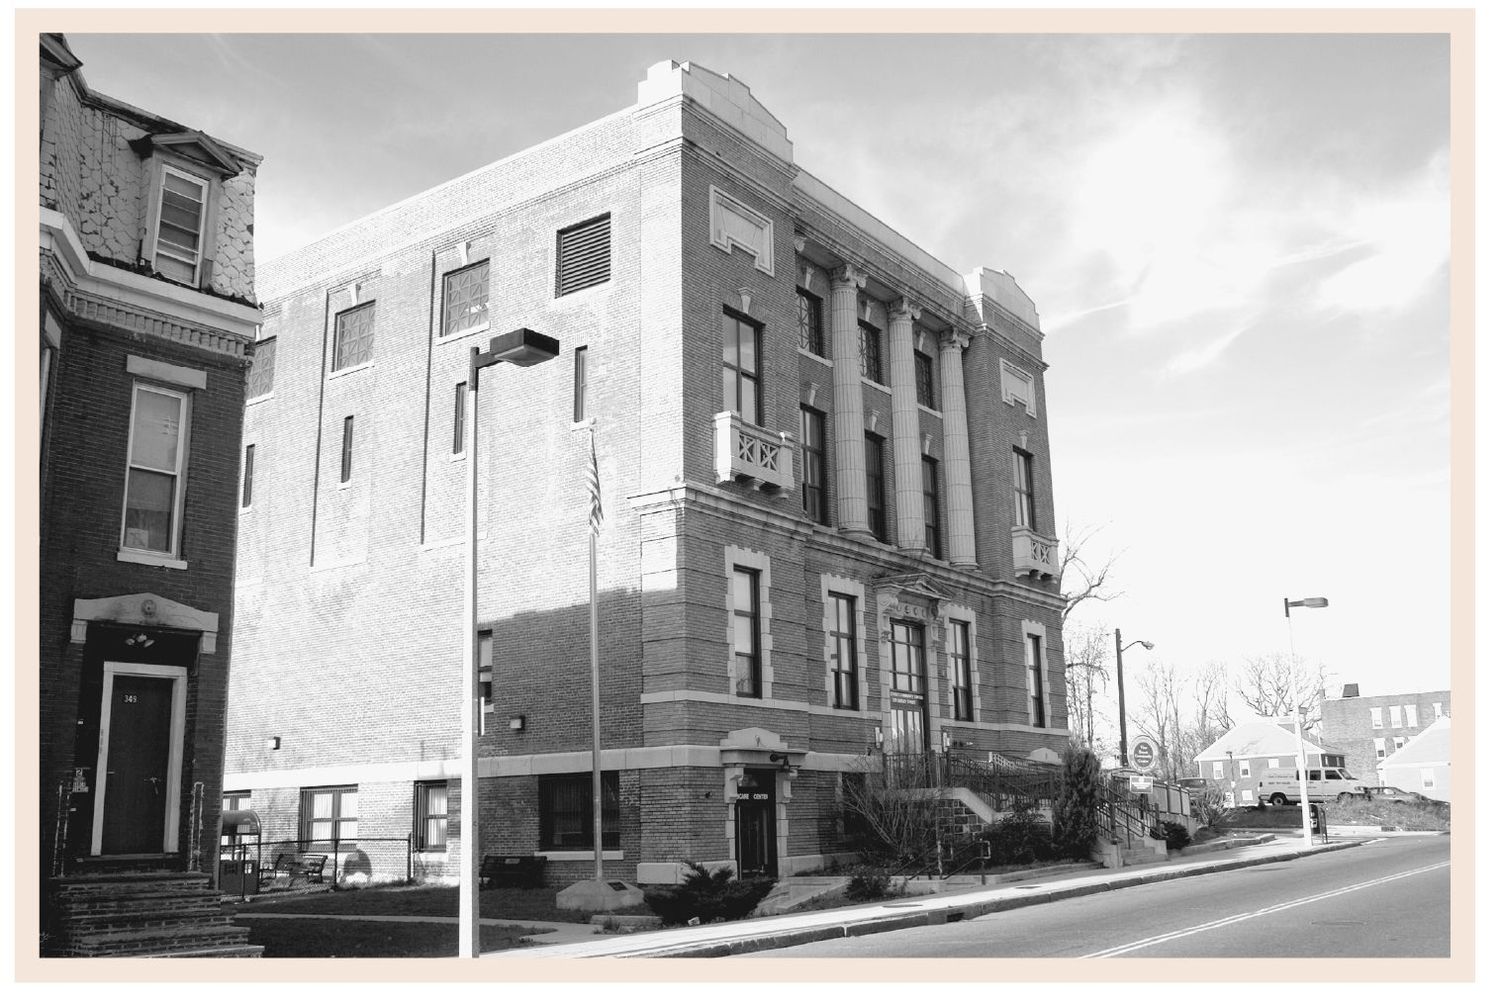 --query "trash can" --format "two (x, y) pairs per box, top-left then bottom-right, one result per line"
(219, 809), (261, 896)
